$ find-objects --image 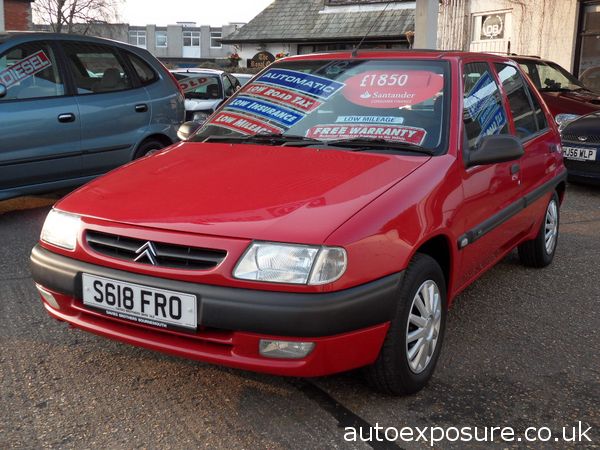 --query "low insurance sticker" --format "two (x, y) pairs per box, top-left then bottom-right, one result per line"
(0, 50), (52, 88)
